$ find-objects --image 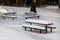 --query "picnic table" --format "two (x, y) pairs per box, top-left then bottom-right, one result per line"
(25, 12), (40, 19)
(24, 19), (56, 33)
